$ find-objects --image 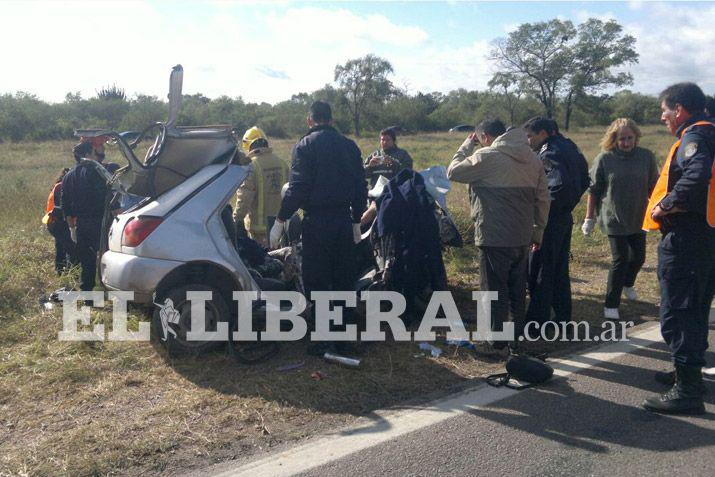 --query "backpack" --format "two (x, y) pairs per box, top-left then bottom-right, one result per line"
(485, 353), (554, 390)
